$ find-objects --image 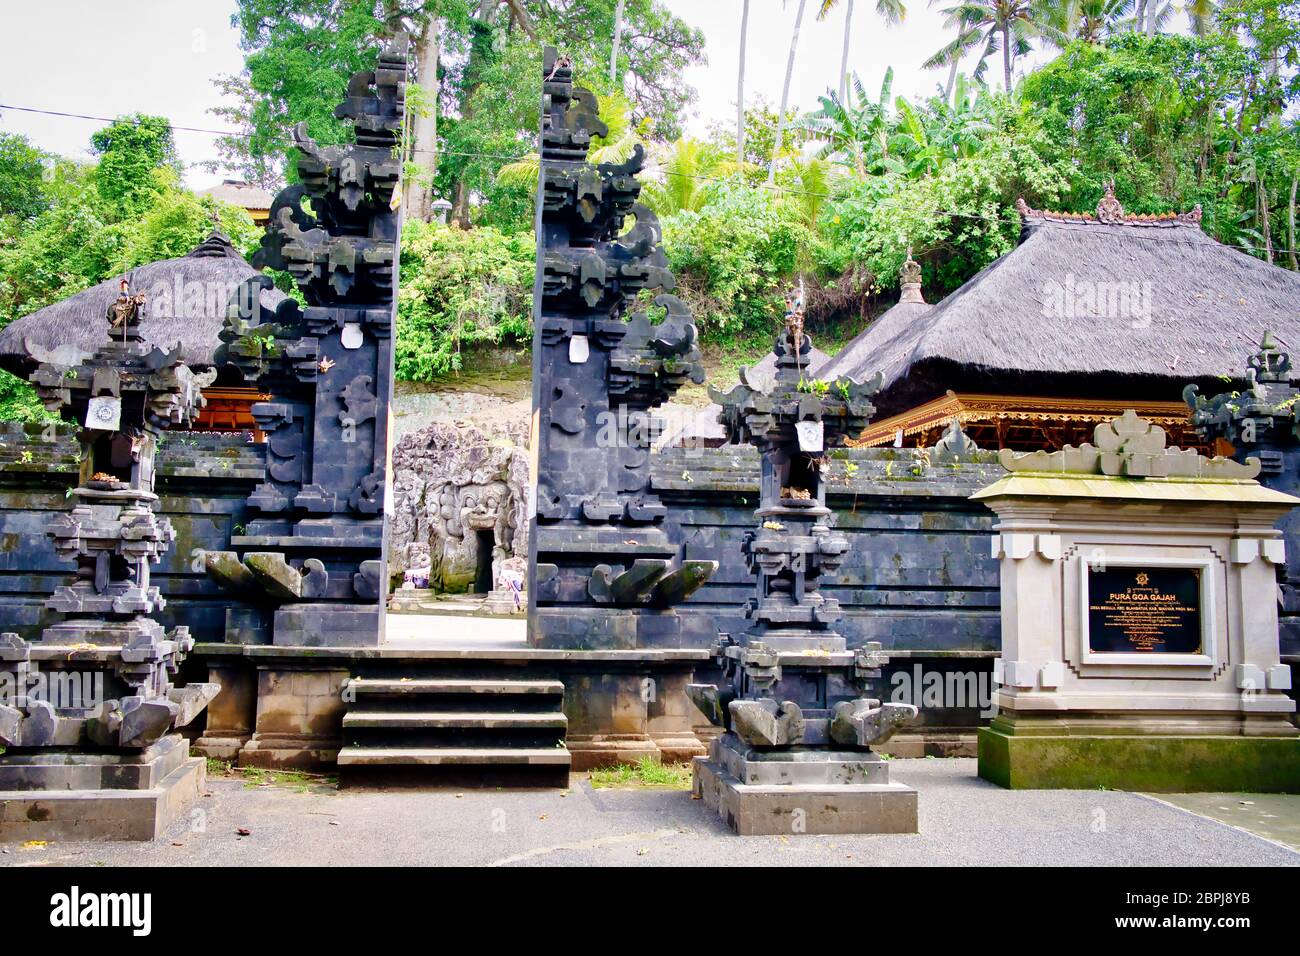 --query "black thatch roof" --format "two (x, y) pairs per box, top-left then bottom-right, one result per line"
(823, 197), (1300, 418)
(817, 299), (932, 383)
(0, 232), (287, 375)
